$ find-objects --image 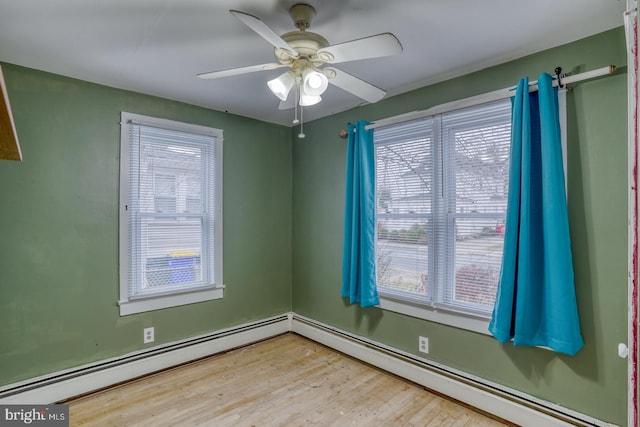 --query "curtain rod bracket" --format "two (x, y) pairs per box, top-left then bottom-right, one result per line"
(554, 66), (564, 88)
